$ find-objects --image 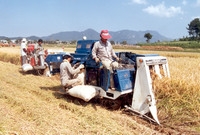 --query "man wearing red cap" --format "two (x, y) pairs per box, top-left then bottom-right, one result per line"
(92, 30), (119, 90)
